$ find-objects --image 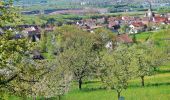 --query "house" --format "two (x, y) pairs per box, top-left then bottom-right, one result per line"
(76, 21), (84, 26)
(108, 17), (117, 22)
(122, 16), (135, 23)
(153, 16), (168, 24)
(83, 19), (97, 29)
(107, 17), (121, 30)
(32, 50), (44, 60)
(167, 13), (170, 21)
(22, 26), (41, 42)
(116, 34), (133, 44)
(108, 21), (120, 30)
(81, 19), (104, 31)
(105, 41), (113, 50)
(96, 17), (106, 24)
(12, 34), (24, 39)
(129, 22), (146, 34)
